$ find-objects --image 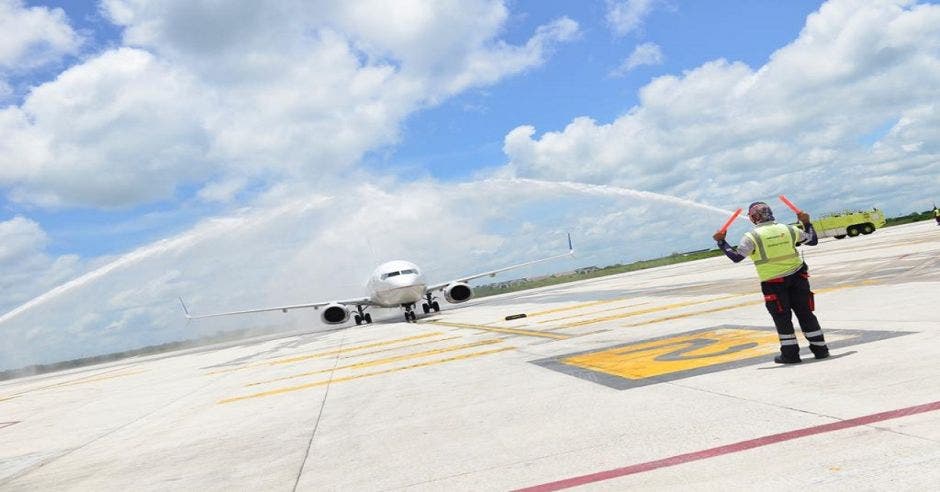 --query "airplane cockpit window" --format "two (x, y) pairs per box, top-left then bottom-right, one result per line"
(400, 269), (417, 275)
(382, 271), (401, 279)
